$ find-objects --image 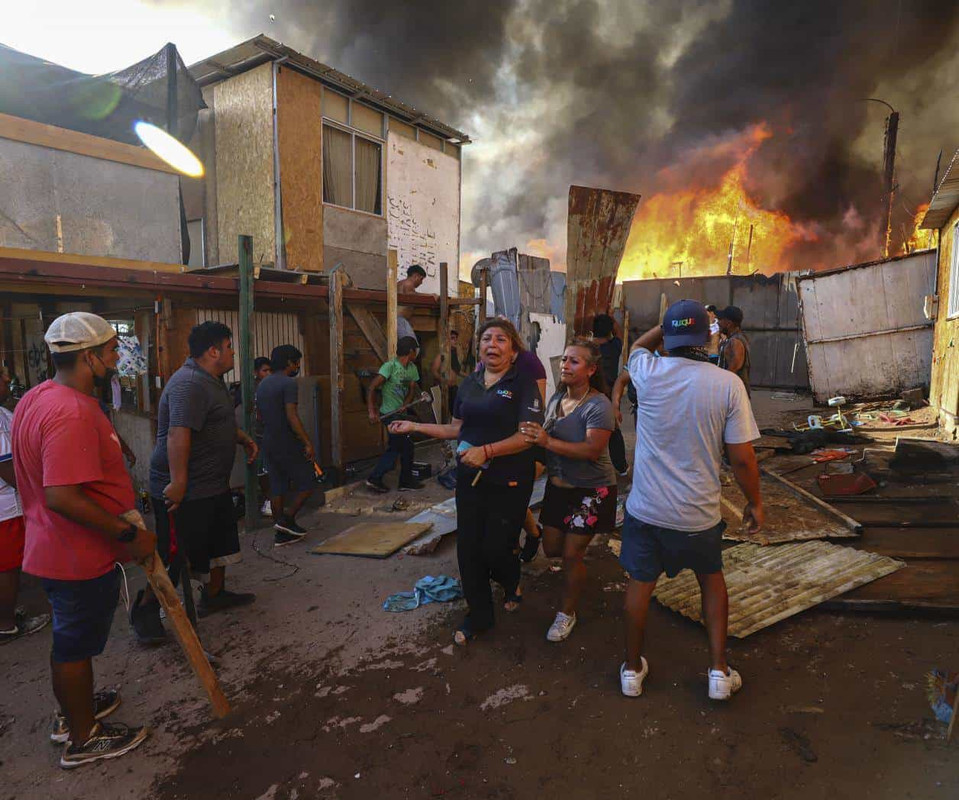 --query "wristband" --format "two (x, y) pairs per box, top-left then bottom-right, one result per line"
(483, 444), (492, 461)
